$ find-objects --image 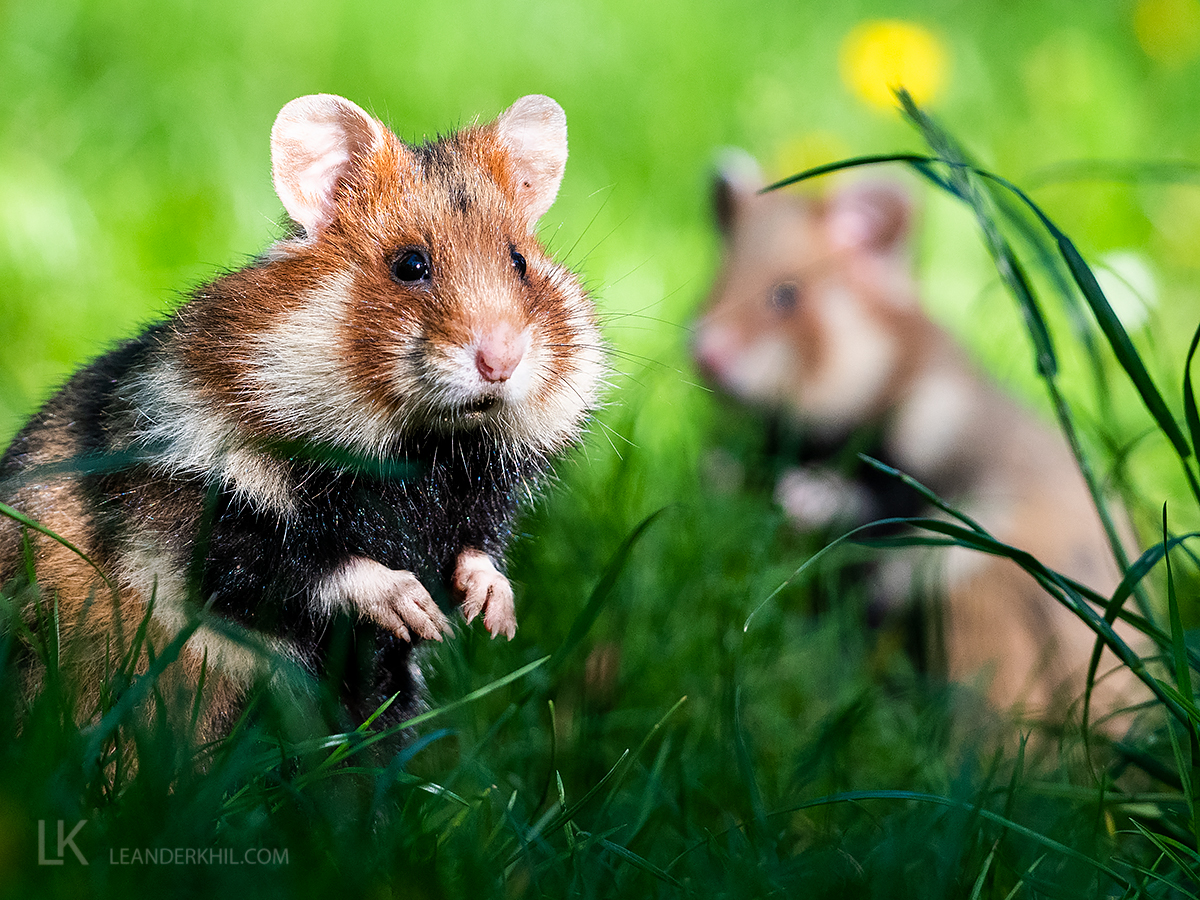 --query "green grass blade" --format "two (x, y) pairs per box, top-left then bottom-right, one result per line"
(743, 516), (907, 632)
(860, 513), (1190, 723)
(1002, 855), (1045, 900)
(1163, 505), (1200, 845)
(324, 655), (550, 766)
(1128, 820), (1200, 885)
(964, 159), (1190, 459)
(858, 455), (986, 532)
(1163, 510), (1194, 703)
(993, 237), (1058, 378)
(545, 506), (669, 678)
(1055, 233), (1190, 457)
(897, 90), (1190, 458)
(1184, 319), (1200, 464)
(968, 843), (998, 900)
(514, 750), (630, 856)
(597, 837), (683, 888)
(599, 695), (687, 815)
(81, 612), (201, 769)
(672, 789), (1132, 890)
(733, 684), (768, 839)
(0, 501), (117, 595)
(762, 152), (935, 193)
(896, 90), (1058, 377)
